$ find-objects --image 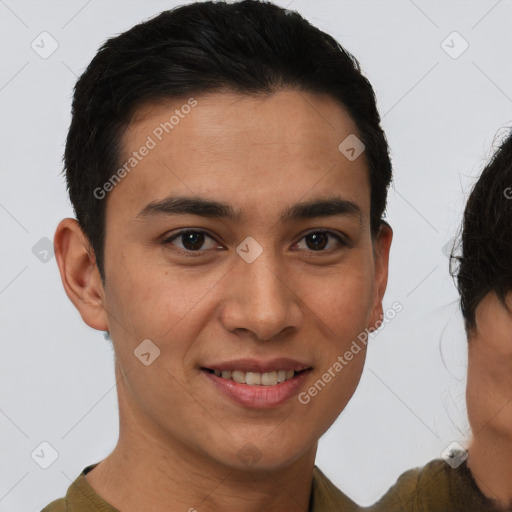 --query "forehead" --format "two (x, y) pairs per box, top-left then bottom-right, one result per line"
(110, 89), (370, 219)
